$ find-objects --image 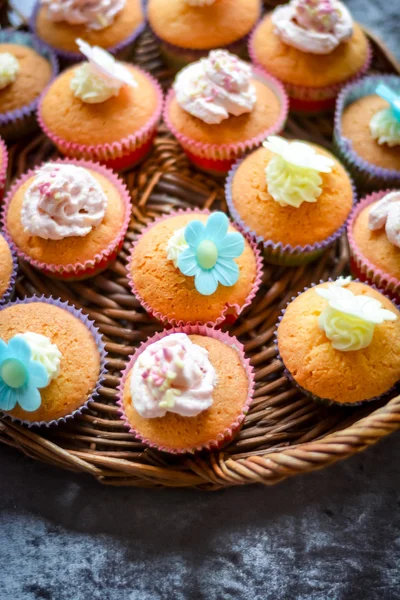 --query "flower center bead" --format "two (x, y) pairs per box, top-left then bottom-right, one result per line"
(0, 358), (28, 388)
(196, 240), (218, 269)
